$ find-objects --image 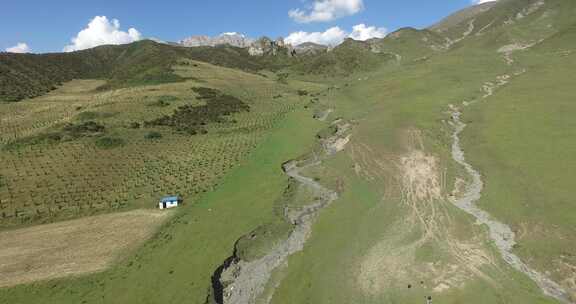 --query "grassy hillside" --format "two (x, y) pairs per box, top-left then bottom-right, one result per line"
(0, 59), (306, 229)
(369, 27), (448, 62)
(268, 1), (576, 303)
(0, 49), (110, 102)
(0, 91), (325, 304)
(0, 38), (387, 102)
(429, 2), (497, 32)
(0, 40), (272, 102)
(2, 0), (576, 303)
(289, 38), (393, 77)
(461, 24), (576, 301)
